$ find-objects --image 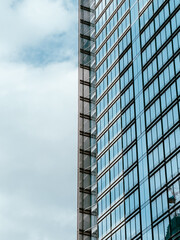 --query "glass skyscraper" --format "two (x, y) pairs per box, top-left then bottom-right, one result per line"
(78, 1), (180, 240)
